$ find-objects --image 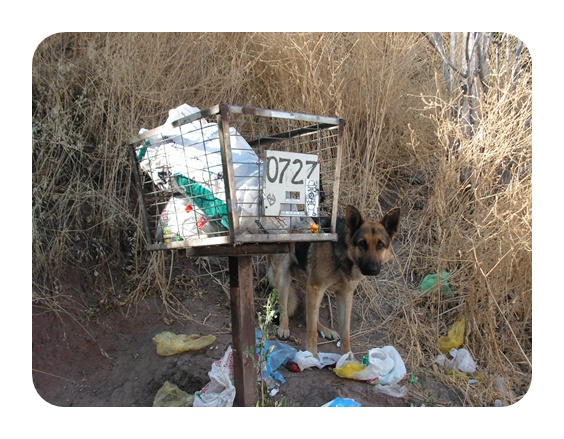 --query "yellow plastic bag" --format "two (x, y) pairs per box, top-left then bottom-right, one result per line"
(153, 331), (216, 356)
(439, 316), (465, 353)
(333, 347), (406, 386)
(153, 381), (195, 407)
(334, 361), (366, 379)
